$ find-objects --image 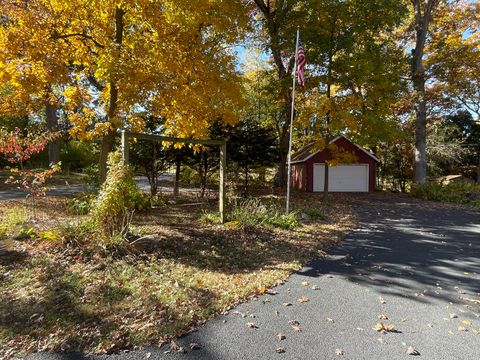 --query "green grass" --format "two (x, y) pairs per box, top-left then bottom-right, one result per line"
(1, 207), (28, 235)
